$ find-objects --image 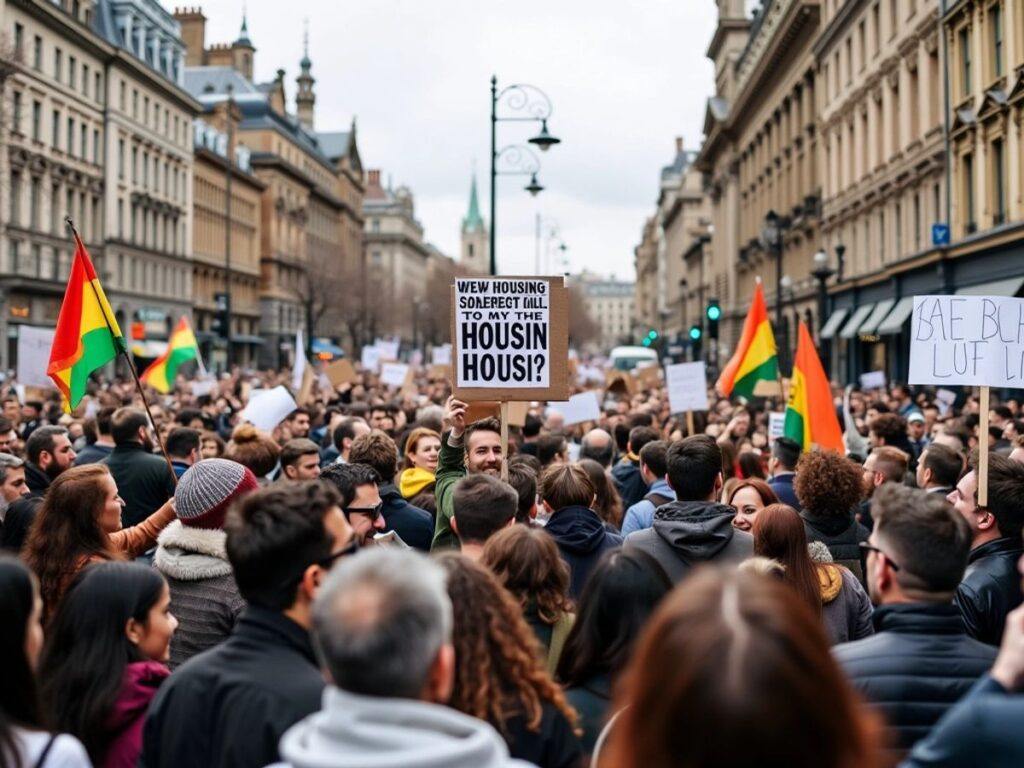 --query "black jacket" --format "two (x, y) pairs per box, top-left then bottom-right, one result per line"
(611, 458), (646, 510)
(768, 473), (800, 510)
(544, 505), (623, 598)
(73, 442), (113, 466)
(502, 701), (582, 768)
(378, 482), (434, 551)
(102, 443), (176, 527)
(833, 603), (996, 753)
(801, 510), (869, 583)
(955, 537), (1024, 647)
(141, 607), (325, 768)
(624, 499), (753, 584)
(899, 676), (1024, 768)
(23, 462), (50, 496)
(0, 496), (41, 552)
(566, 673), (612, 757)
